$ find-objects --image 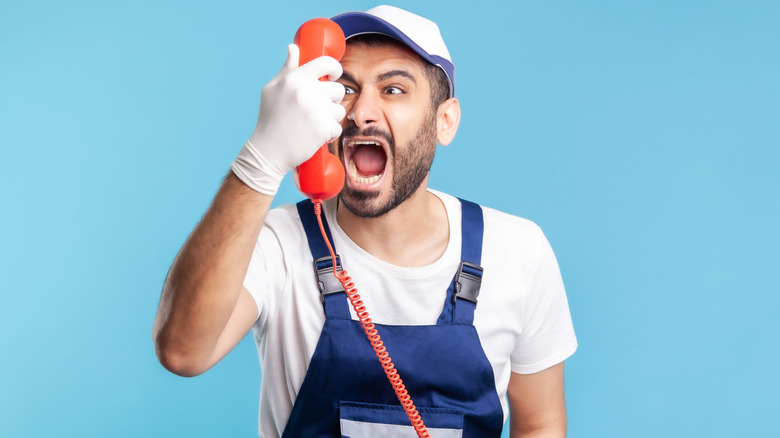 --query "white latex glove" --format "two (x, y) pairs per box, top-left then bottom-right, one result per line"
(232, 44), (346, 195)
